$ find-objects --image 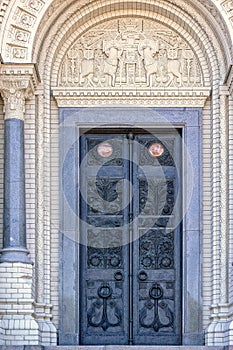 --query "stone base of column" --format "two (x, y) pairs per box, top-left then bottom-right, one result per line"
(0, 247), (33, 264)
(34, 303), (57, 345)
(205, 306), (233, 345)
(0, 262), (40, 345)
